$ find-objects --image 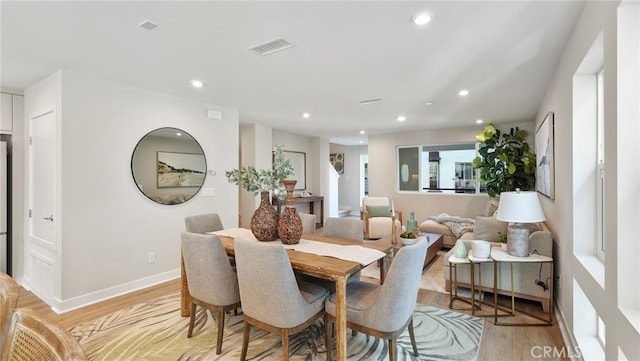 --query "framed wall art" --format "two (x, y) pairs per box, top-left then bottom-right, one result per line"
(157, 151), (206, 188)
(535, 112), (555, 199)
(282, 150), (306, 190)
(330, 153), (344, 174)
